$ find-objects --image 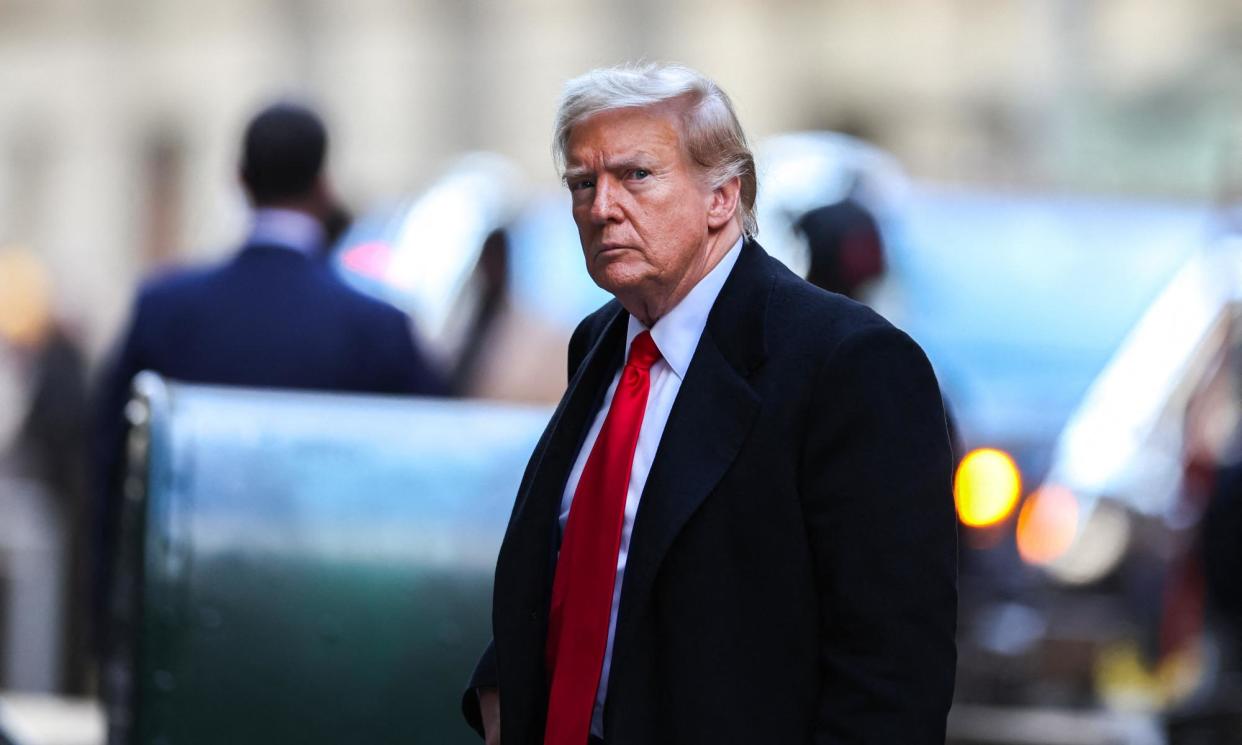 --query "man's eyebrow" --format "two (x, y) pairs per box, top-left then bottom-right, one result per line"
(562, 165), (593, 181)
(563, 152), (660, 180)
(605, 151), (658, 168)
